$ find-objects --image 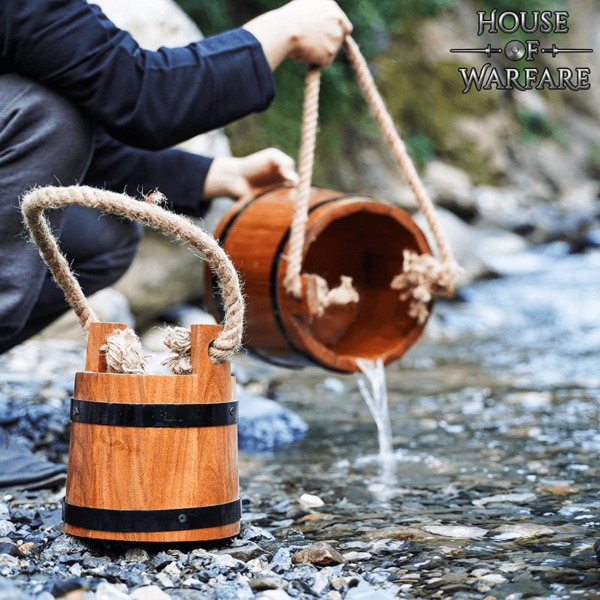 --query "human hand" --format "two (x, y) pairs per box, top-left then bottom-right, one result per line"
(202, 148), (298, 200)
(243, 0), (353, 70)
